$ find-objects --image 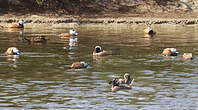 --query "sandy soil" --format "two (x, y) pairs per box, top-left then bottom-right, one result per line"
(1, 0), (198, 25)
